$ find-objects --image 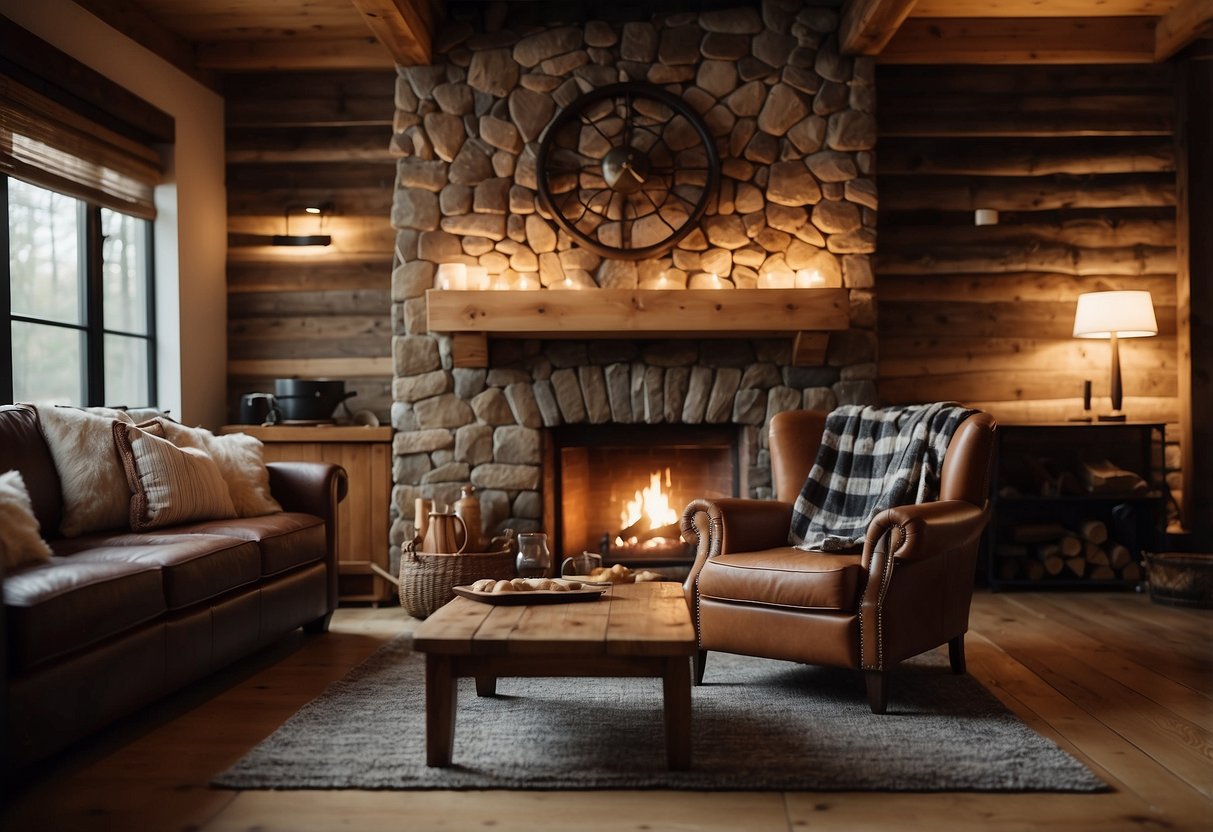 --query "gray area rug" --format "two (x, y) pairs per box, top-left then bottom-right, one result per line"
(213, 635), (1105, 792)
